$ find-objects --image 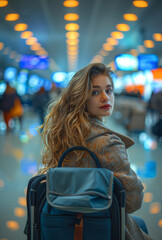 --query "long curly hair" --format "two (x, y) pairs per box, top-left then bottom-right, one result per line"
(38, 63), (114, 174)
